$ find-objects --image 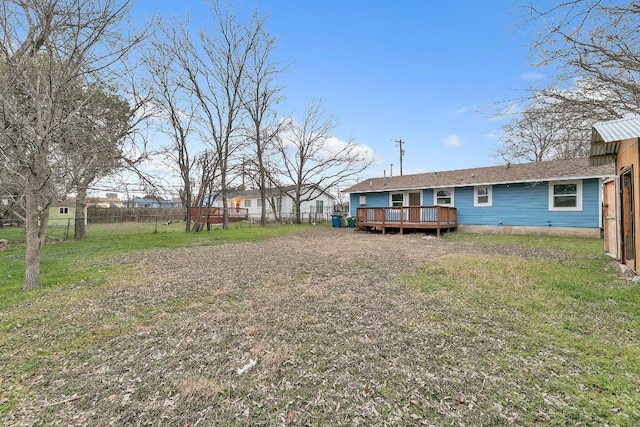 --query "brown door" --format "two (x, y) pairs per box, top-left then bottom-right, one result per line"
(621, 169), (635, 269)
(408, 192), (421, 222)
(603, 178), (619, 259)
